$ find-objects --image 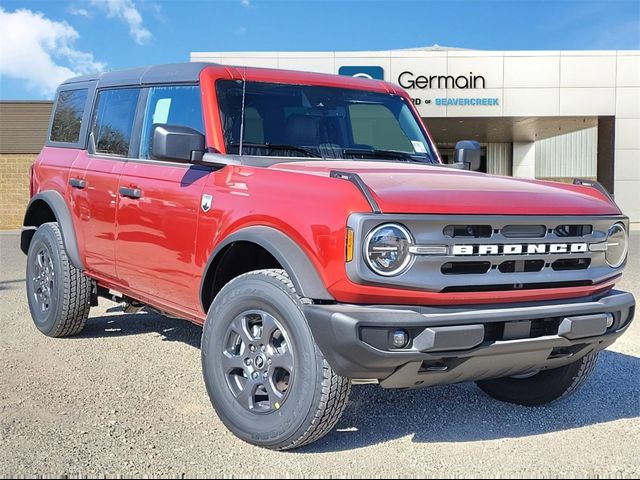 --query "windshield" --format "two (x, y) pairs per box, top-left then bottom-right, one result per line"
(216, 80), (437, 163)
